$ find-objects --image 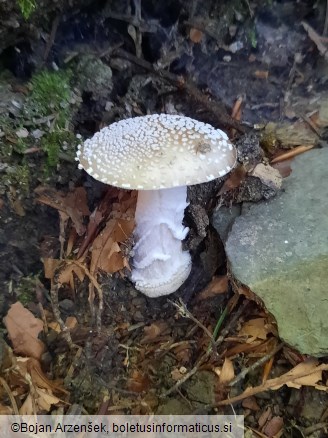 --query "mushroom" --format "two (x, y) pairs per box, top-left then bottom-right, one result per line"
(76, 114), (236, 298)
